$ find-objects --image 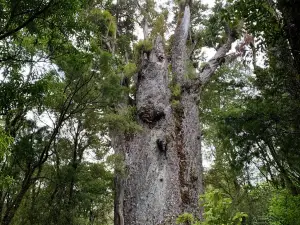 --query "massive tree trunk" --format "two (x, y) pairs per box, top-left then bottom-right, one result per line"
(113, 5), (235, 225)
